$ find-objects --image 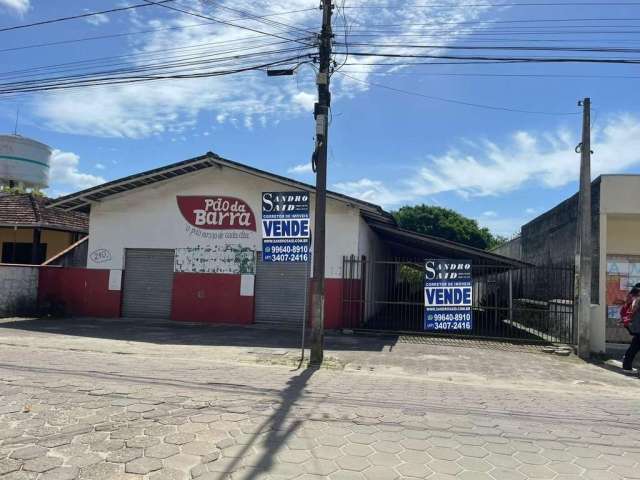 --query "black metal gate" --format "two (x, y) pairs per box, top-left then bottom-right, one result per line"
(342, 256), (575, 344)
